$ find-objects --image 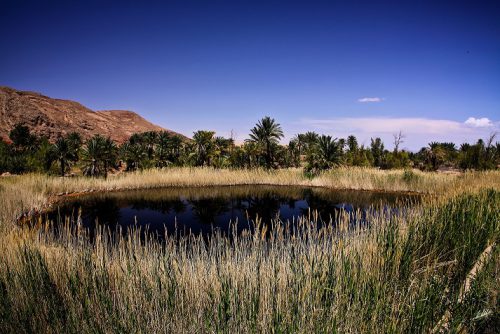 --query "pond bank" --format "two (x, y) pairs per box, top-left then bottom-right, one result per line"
(1, 167), (499, 227)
